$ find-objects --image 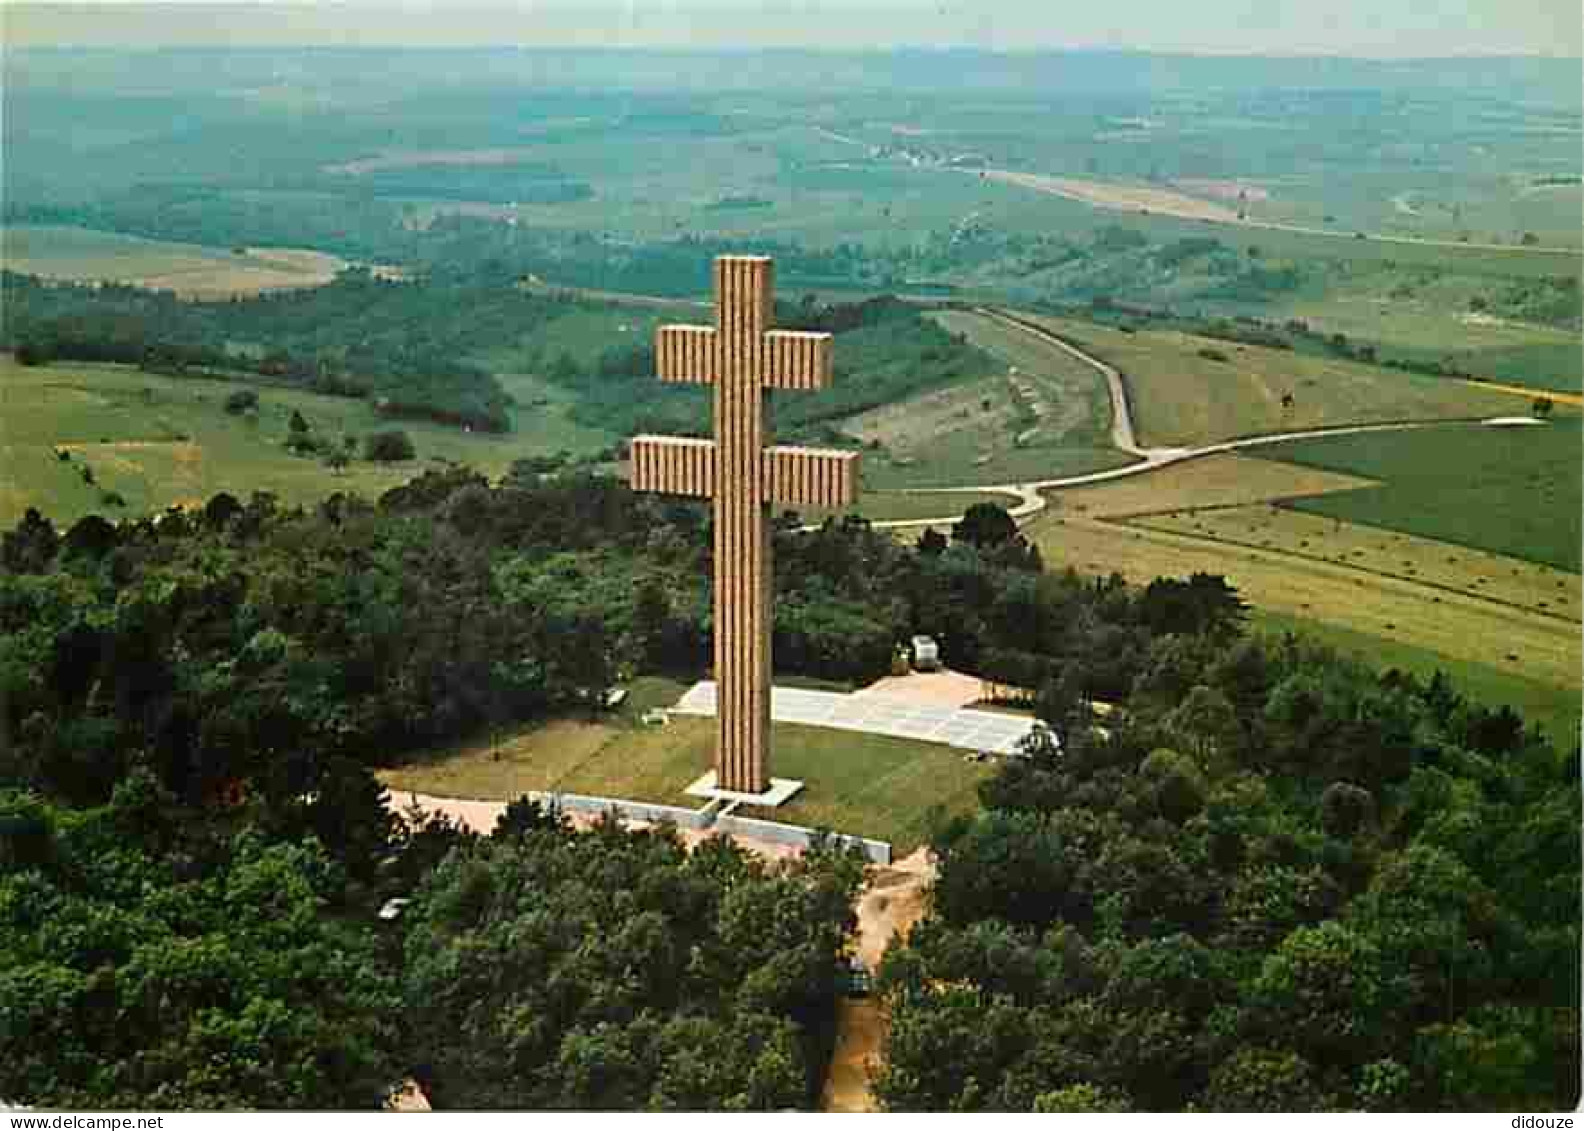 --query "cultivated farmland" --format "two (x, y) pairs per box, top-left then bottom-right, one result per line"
(1135, 504), (1580, 621)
